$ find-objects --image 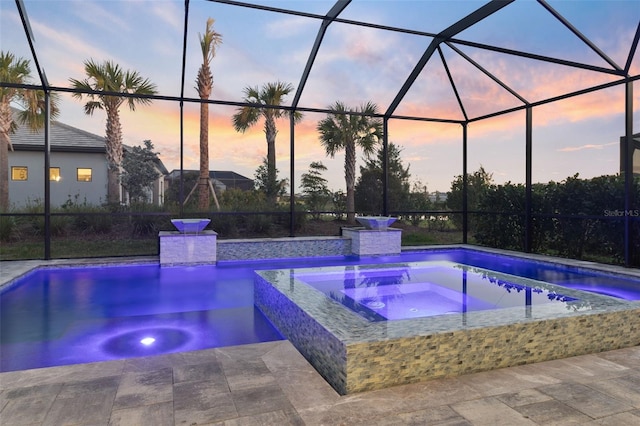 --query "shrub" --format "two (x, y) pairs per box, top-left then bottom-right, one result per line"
(471, 175), (640, 265)
(129, 203), (169, 236)
(21, 199), (69, 237)
(0, 215), (18, 241)
(61, 196), (113, 234)
(209, 214), (239, 237)
(402, 232), (436, 246)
